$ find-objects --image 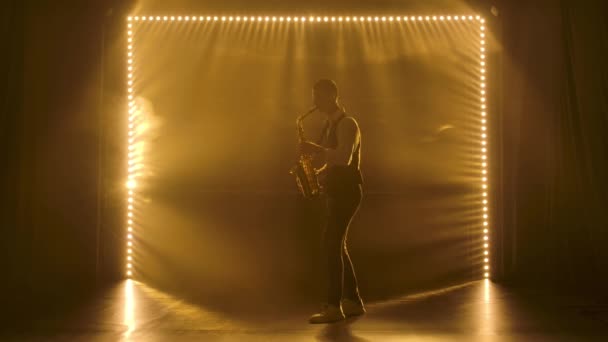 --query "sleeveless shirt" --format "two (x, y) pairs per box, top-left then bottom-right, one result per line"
(318, 113), (364, 193)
